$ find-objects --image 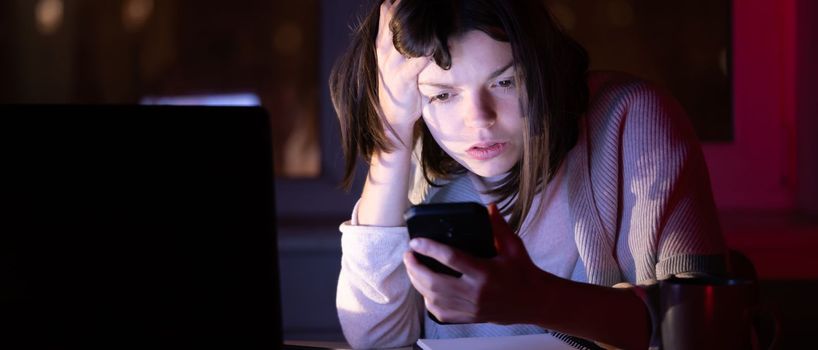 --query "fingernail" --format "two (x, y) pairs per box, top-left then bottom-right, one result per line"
(409, 238), (419, 250)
